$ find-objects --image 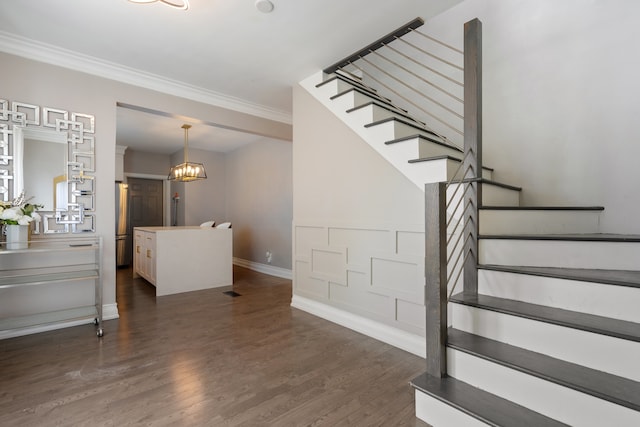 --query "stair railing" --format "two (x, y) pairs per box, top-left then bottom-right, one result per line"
(323, 17), (465, 149)
(323, 17), (482, 377)
(425, 19), (482, 377)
